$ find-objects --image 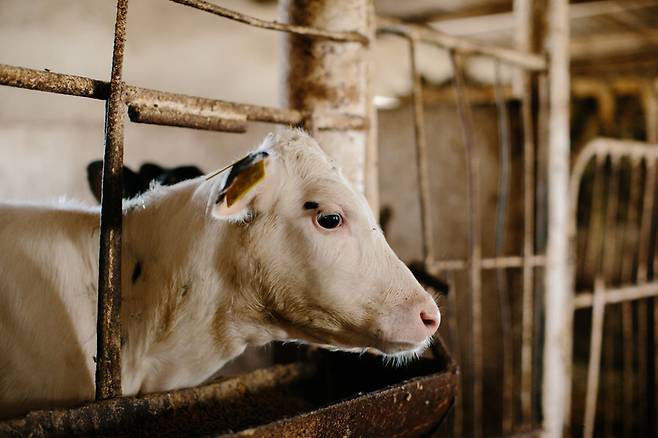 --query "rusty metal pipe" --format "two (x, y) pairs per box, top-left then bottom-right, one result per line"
(96, 0), (129, 401)
(127, 103), (247, 132)
(0, 64), (367, 131)
(171, 0), (368, 45)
